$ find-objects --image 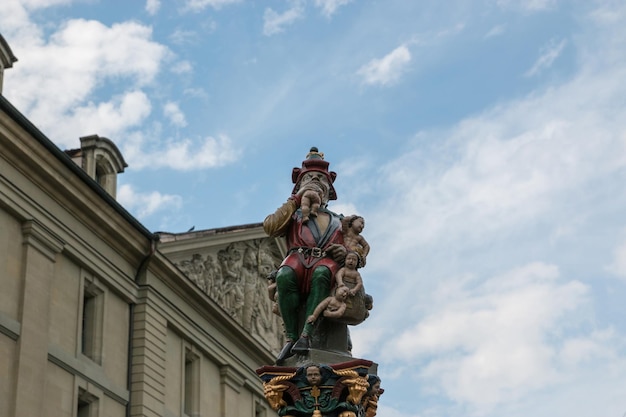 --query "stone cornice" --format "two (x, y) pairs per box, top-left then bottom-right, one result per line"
(22, 219), (65, 261)
(220, 365), (245, 393)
